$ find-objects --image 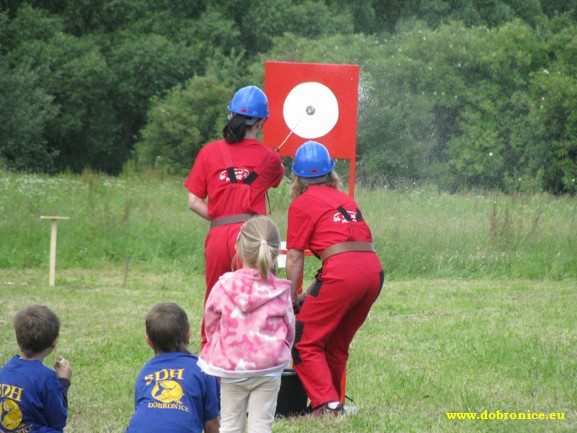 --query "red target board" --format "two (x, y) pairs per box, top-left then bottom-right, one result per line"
(263, 61), (359, 161)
